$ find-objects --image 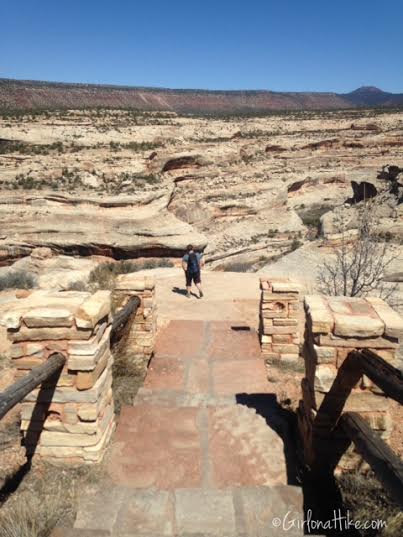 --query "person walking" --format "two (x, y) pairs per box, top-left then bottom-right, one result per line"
(182, 244), (204, 298)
